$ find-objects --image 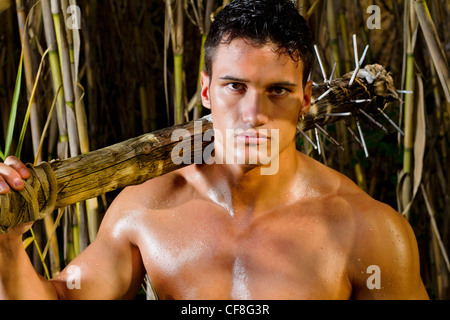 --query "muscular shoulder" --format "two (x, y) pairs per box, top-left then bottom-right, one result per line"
(327, 173), (426, 299)
(97, 166), (195, 241)
(301, 155), (427, 298)
(111, 165), (193, 212)
(346, 195), (427, 298)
